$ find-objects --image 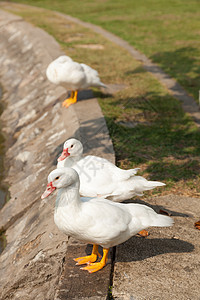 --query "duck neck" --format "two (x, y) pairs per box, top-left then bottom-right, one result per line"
(55, 181), (80, 209)
(63, 154), (82, 167)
